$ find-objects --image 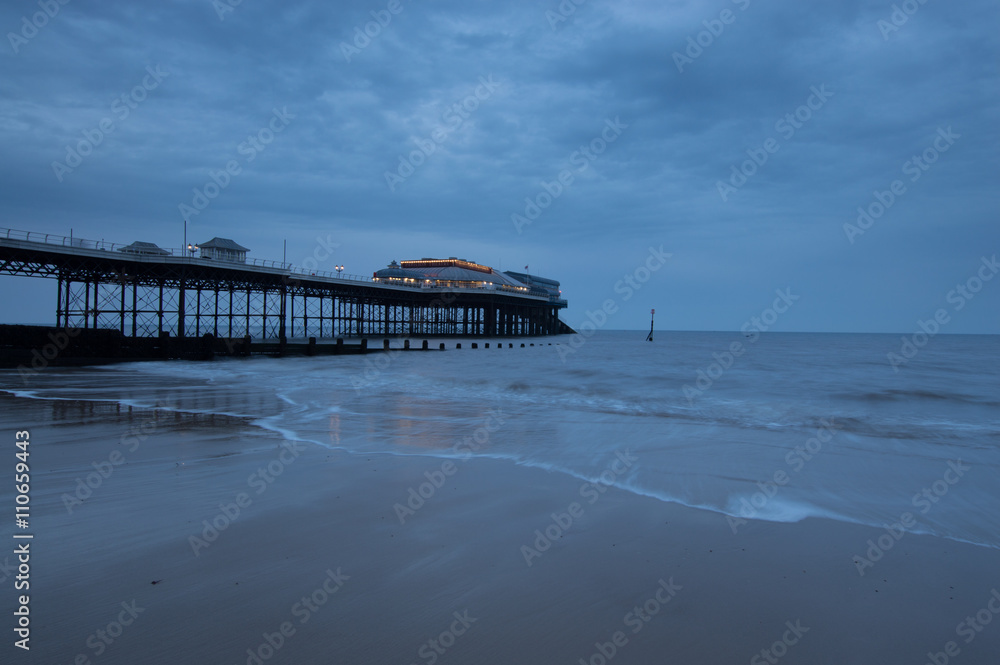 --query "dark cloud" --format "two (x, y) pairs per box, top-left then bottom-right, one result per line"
(1, 0), (997, 332)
